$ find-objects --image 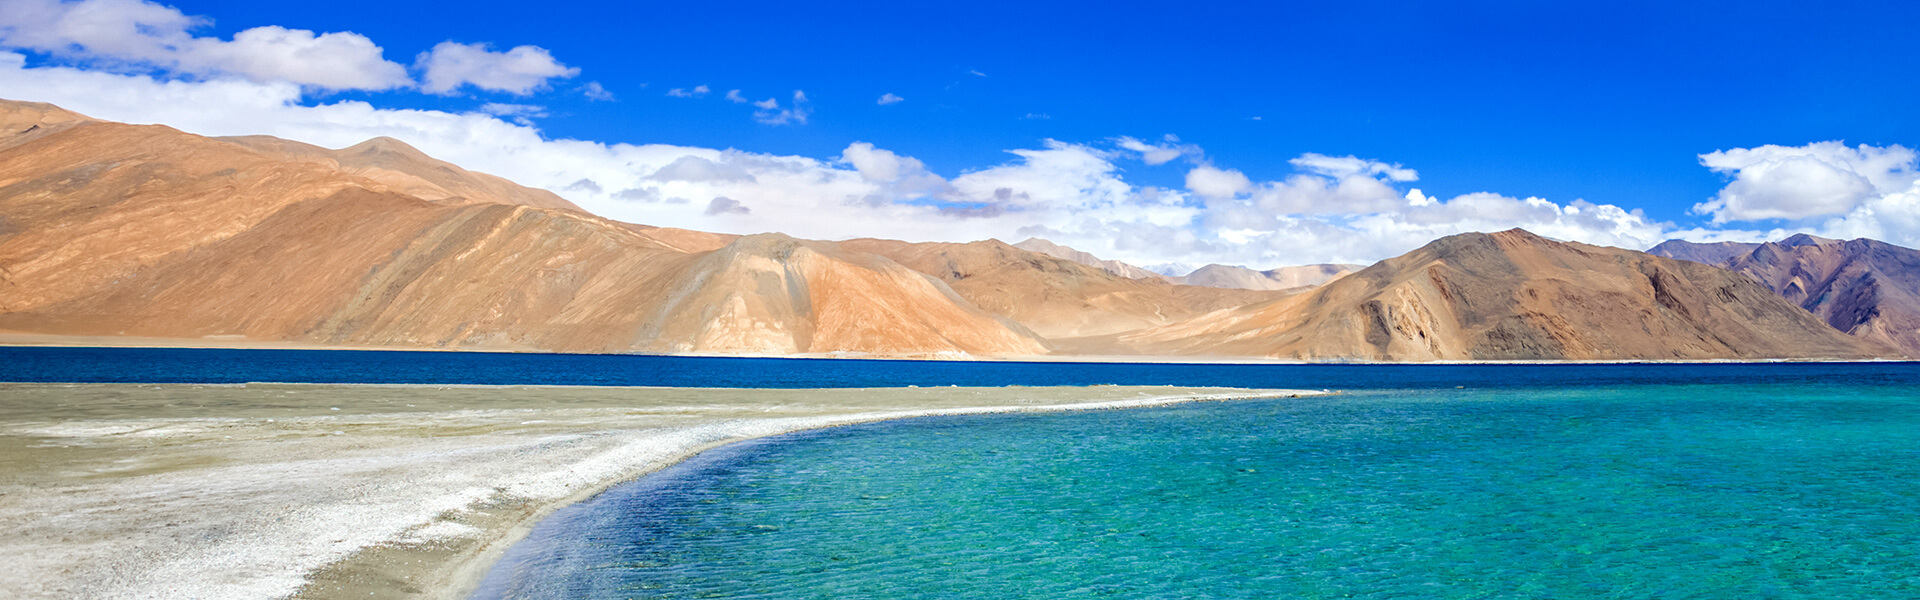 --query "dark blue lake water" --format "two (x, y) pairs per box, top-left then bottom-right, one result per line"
(3, 346), (1917, 389)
